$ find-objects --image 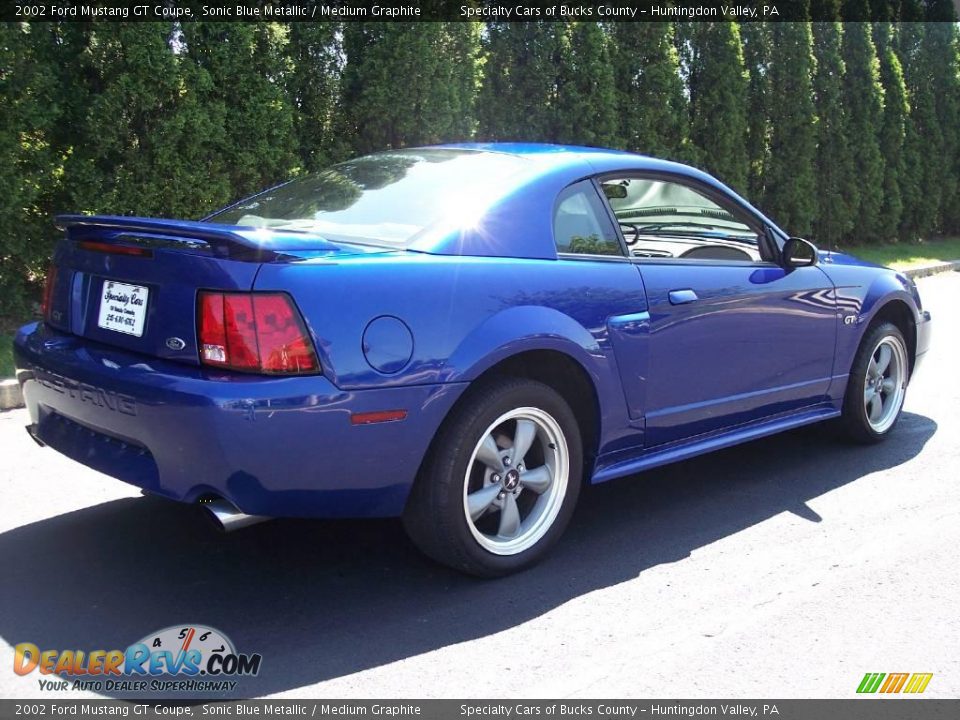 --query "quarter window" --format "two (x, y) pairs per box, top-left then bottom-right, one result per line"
(553, 182), (623, 257)
(600, 177), (762, 262)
